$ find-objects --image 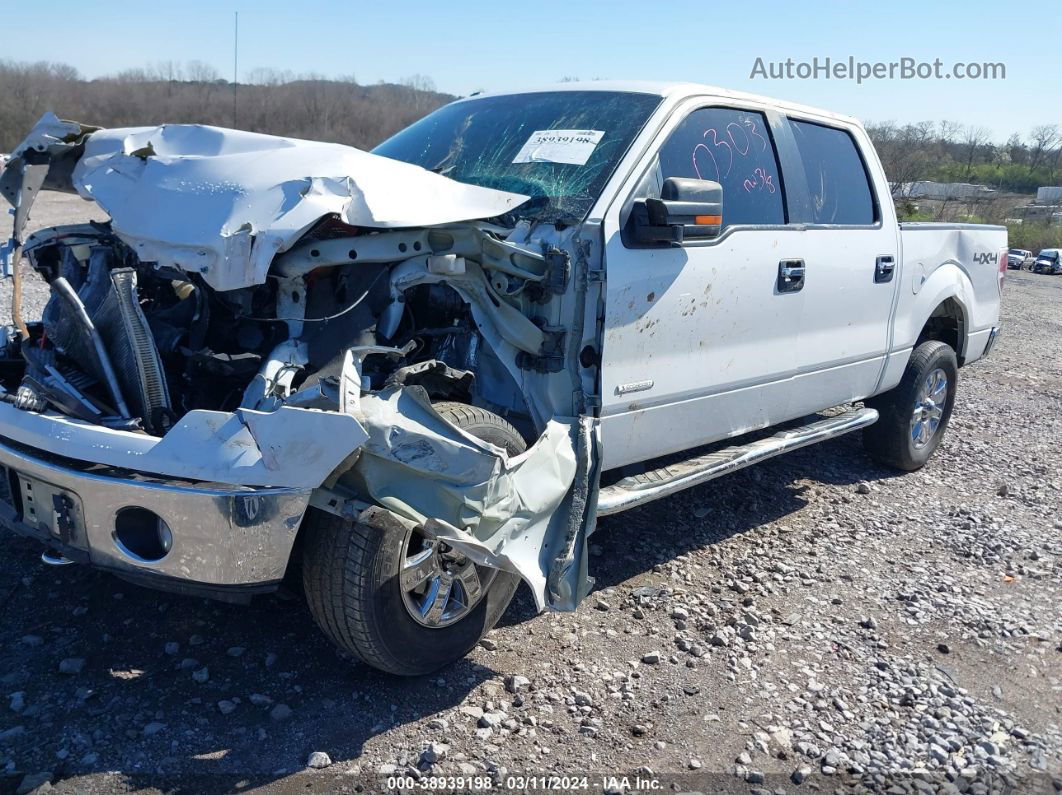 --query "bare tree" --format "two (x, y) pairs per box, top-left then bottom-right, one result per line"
(959, 125), (992, 178)
(186, 61), (221, 83)
(402, 74), (437, 113)
(50, 63), (80, 82)
(244, 67), (292, 86)
(936, 120), (962, 155)
(1028, 124), (1060, 171)
(402, 74), (436, 93)
(866, 120), (935, 196)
